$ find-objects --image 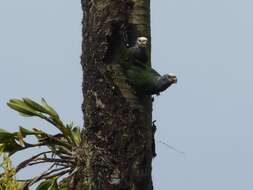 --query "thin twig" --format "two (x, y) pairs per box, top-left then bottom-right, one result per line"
(56, 152), (73, 159)
(43, 169), (71, 180)
(29, 167), (70, 185)
(28, 159), (72, 167)
(16, 151), (52, 172)
(67, 167), (79, 178)
(32, 157), (74, 164)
